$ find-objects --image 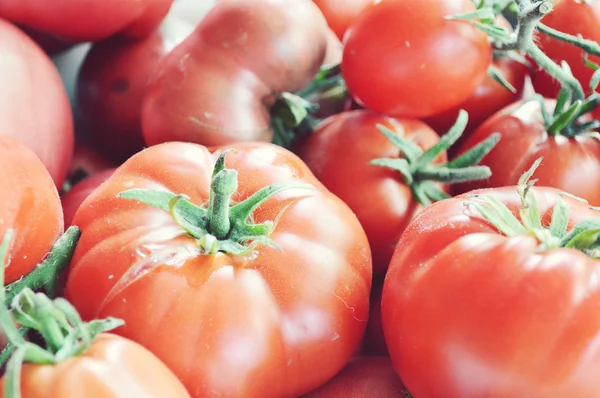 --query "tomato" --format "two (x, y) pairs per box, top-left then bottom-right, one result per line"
(77, 17), (194, 162)
(18, 26), (74, 55)
(342, 0), (492, 119)
(303, 357), (407, 397)
(142, 0), (329, 148)
(424, 56), (528, 144)
(62, 168), (116, 227)
(0, 0), (175, 42)
(66, 142), (117, 185)
(0, 19), (73, 188)
(453, 99), (600, 205)
(0, 136), (63, 285)
(382, 183), (600, 397)
(64, 141), (372, 397)
(361, 277), (388, 356)
(313, 0), (372, 40)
